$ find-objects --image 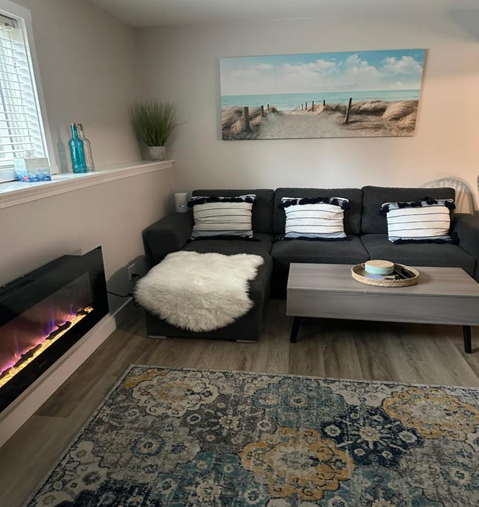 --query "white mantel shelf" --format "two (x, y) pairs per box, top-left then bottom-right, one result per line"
(0, 160), (174, 210)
